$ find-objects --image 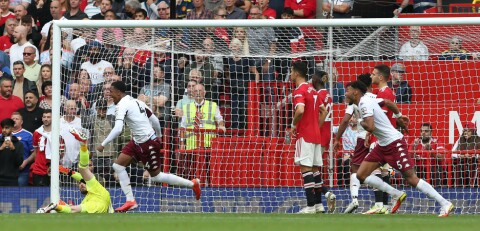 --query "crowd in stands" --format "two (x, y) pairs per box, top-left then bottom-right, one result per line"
(0, 0), (478, 188)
